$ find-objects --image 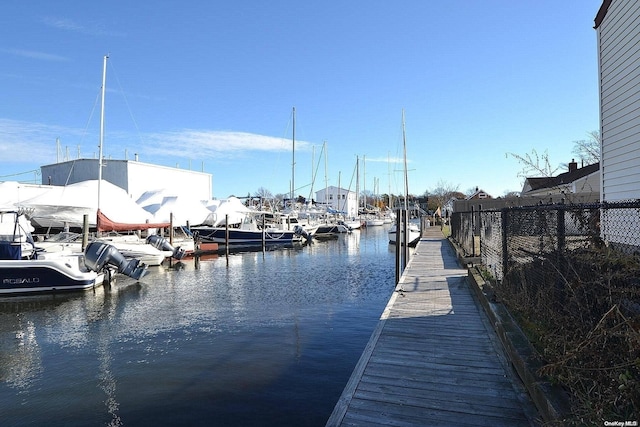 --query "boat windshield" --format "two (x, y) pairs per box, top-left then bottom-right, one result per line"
(45, 232), (82, 243)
